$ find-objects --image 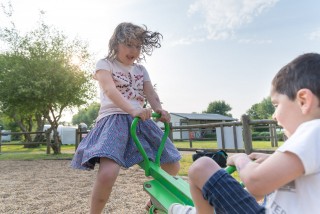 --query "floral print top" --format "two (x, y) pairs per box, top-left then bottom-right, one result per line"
(94, 59), (151, 122)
